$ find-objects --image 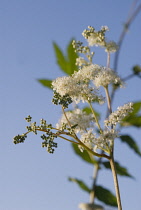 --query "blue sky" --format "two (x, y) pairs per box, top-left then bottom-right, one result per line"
(0, 0), (141, 210)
